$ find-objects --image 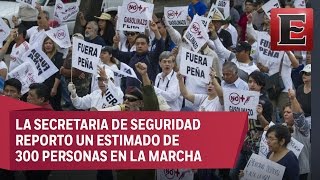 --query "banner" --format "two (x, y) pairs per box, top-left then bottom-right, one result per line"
(72, 37), (101, 75)
(258, 122), (304, 158)
(16, 0), (36, 7)
(207, 3), (225, 20)
(183, 15), (209, 52)
(179, 47), (213, 84)
(164, 6), (189, 26)
(262, 0), (280, 19)
(157, 169), (194, 180)
(223, 88), (260, 119)
(257, 32), (285, 63)
(242, 153), (285, 180)
(0, 99), (248, 170)
(54, 0), (79, 23)
(22, 47), (59, 81)
(0, 18), (11, 43)
(7, 62), (38, 94)
(294, 0), (306, 8)
(45, 24), (71, 49)
(112, 62), (139, 80)
(118, 0), (154, 33)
